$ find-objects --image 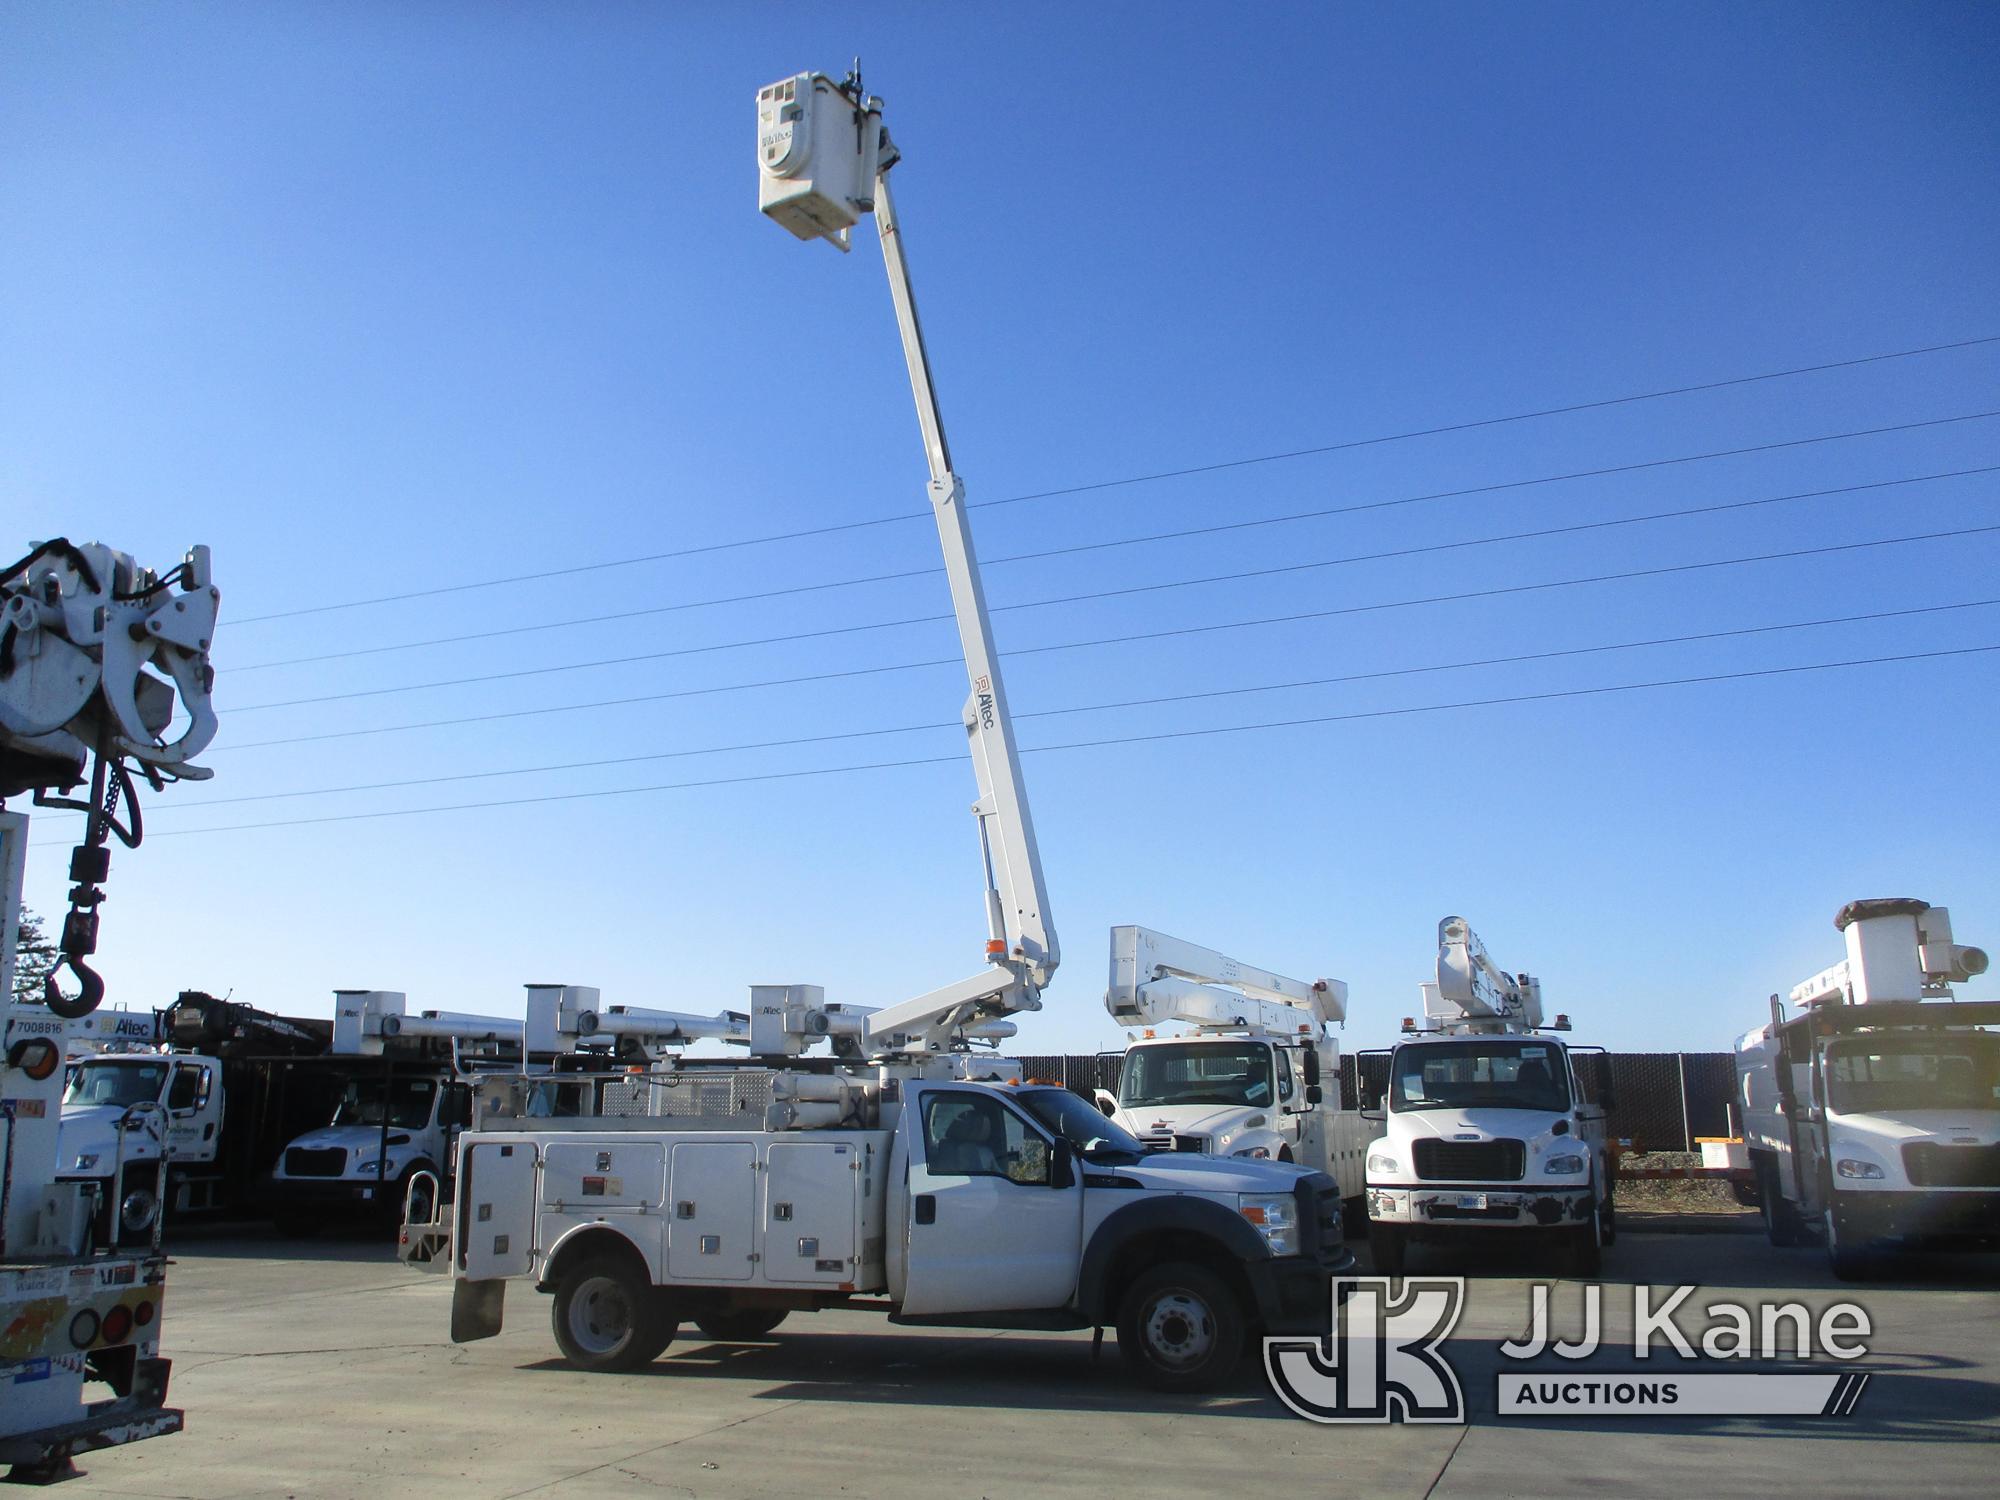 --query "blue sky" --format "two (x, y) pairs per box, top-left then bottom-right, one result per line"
(4, 2), (1996, 1055)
